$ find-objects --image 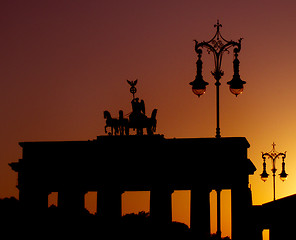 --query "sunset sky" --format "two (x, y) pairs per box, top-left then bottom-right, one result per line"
(1, 0), (296, 237)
